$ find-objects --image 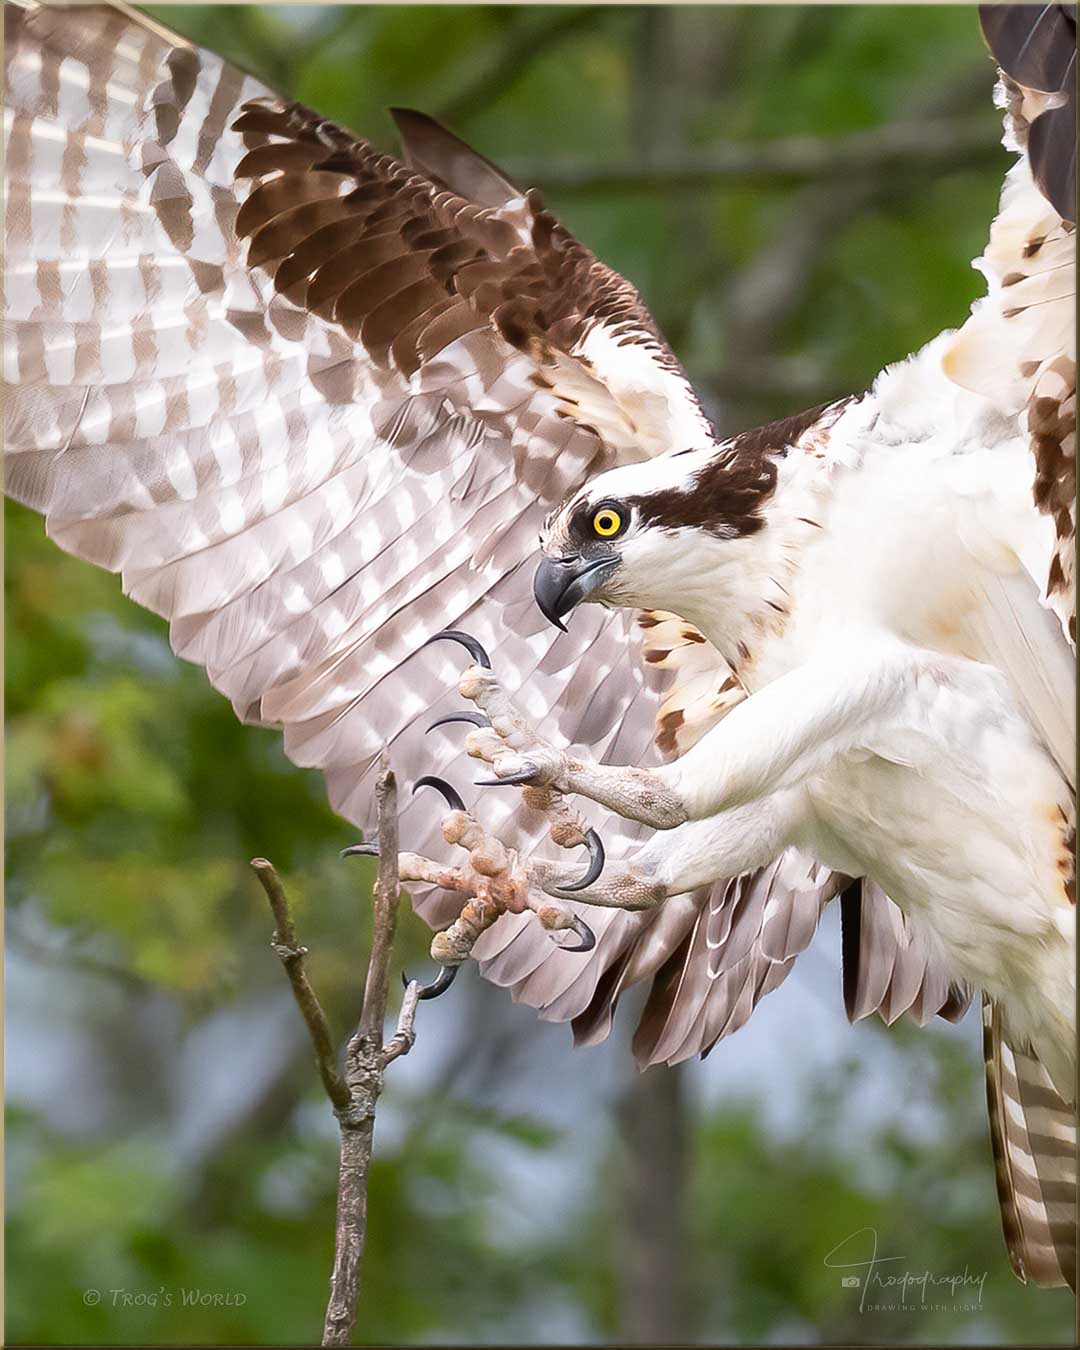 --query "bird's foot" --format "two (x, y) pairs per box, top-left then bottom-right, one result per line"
(425, 630), (570, 791)
(426, 628), (688, 835)
(343, 775), (597, 995)
(425, 631), (606, 893)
